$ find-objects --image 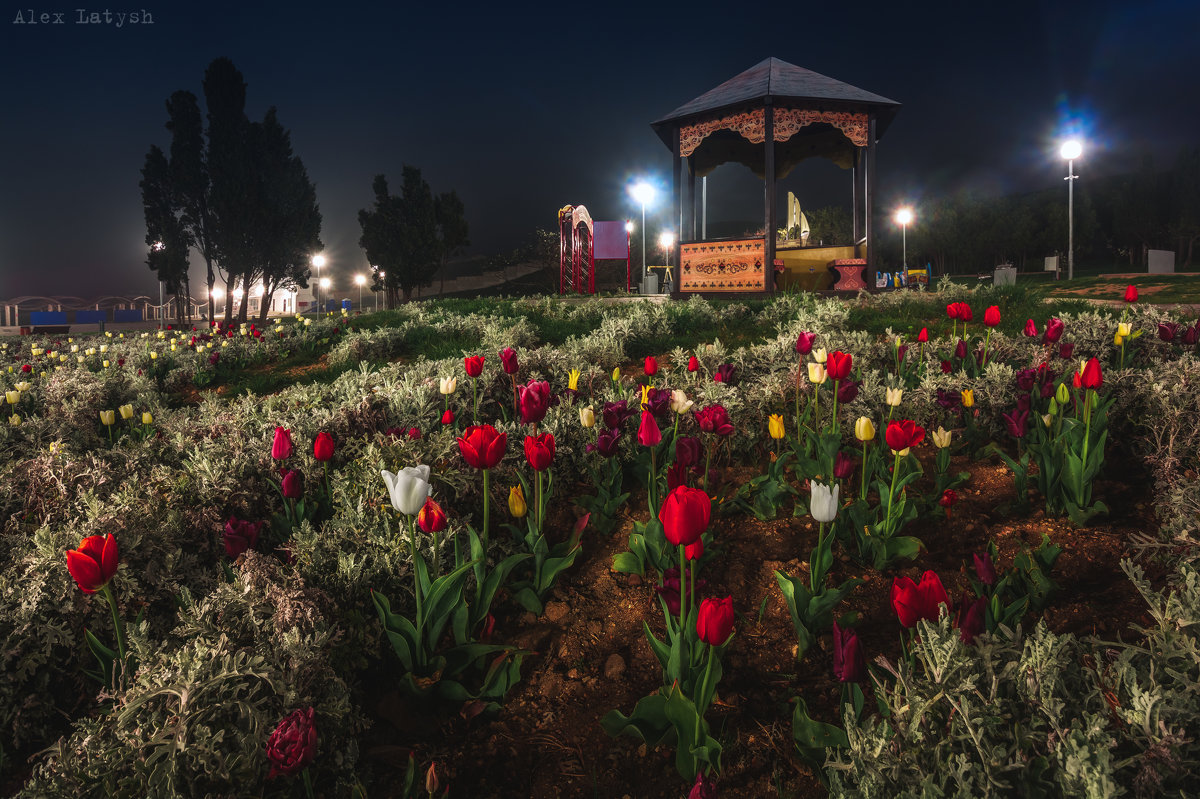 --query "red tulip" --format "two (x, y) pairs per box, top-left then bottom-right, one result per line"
(973, 552), (997, 586)
(65, 534), (119, 594)
(958, 303), (973, 322)
(518, 379), (552, 425)
(940, 360), (952, 373)
(826, 351), (852, 381)
(418, 497), (448, 533)
(281, 468), (304, 499)
(687, 356), (700, 372)
(983, 306), (1000, 327)
(1043, 318), (1064, 344)
(917, 327), (928, 343)
(1023, 319), (1038, 337)
(644, 356), (658, 376)
(271, 427), (294, 460)
(694, 404), (734, 437)
(523, 432), (556, 471)
(832, 622), (866, 683)
(685, 538), (704, 561)
(795, 331), (816, 355)
(312, 431), (334, 462)
(441, 408), (455, 426)
(696, 595), (735, 645)
(457, 424), (507, 469)
(1080, 357), (1103, 390)
(891, 570), (949, 628)
(637, 410), (662, 447)
(946, 303), (960, 320)
(499, 347), (519, 375)
(954, 339), (967, 359)
(407, 426), (421, 440)
(266, 707), (317, 779)
(659, 485), (711, 546)
(1124, 284), (1138, 303)
(464, 355), (485, 377)
(957, 595), (987, 643)
(884, 419), (925, 451)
